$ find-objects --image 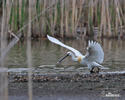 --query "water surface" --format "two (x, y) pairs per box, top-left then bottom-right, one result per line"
(6, 39), (125, 73)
